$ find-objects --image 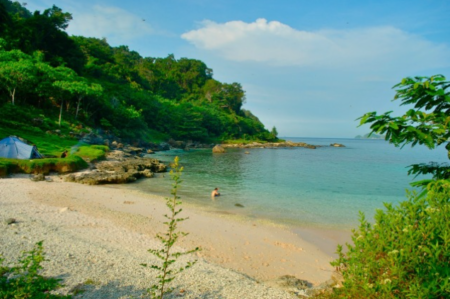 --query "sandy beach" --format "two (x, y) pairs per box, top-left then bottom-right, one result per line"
(0, 175), (350, 298)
